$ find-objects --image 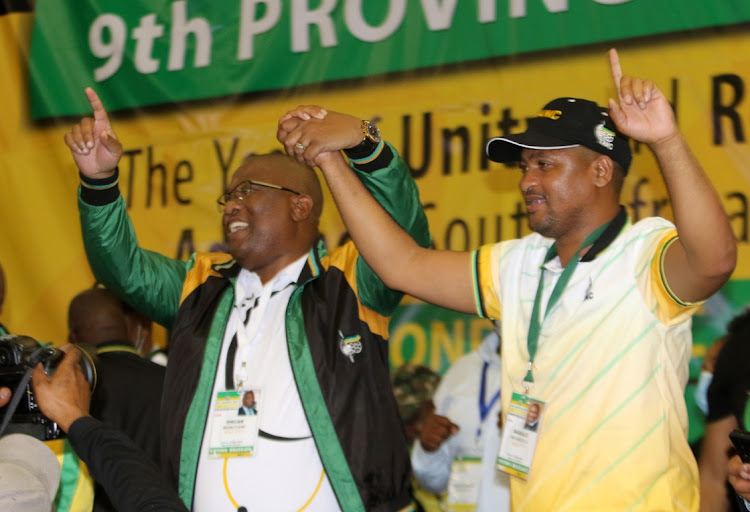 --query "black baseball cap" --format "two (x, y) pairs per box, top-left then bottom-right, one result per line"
(485, 97), (632, 173)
